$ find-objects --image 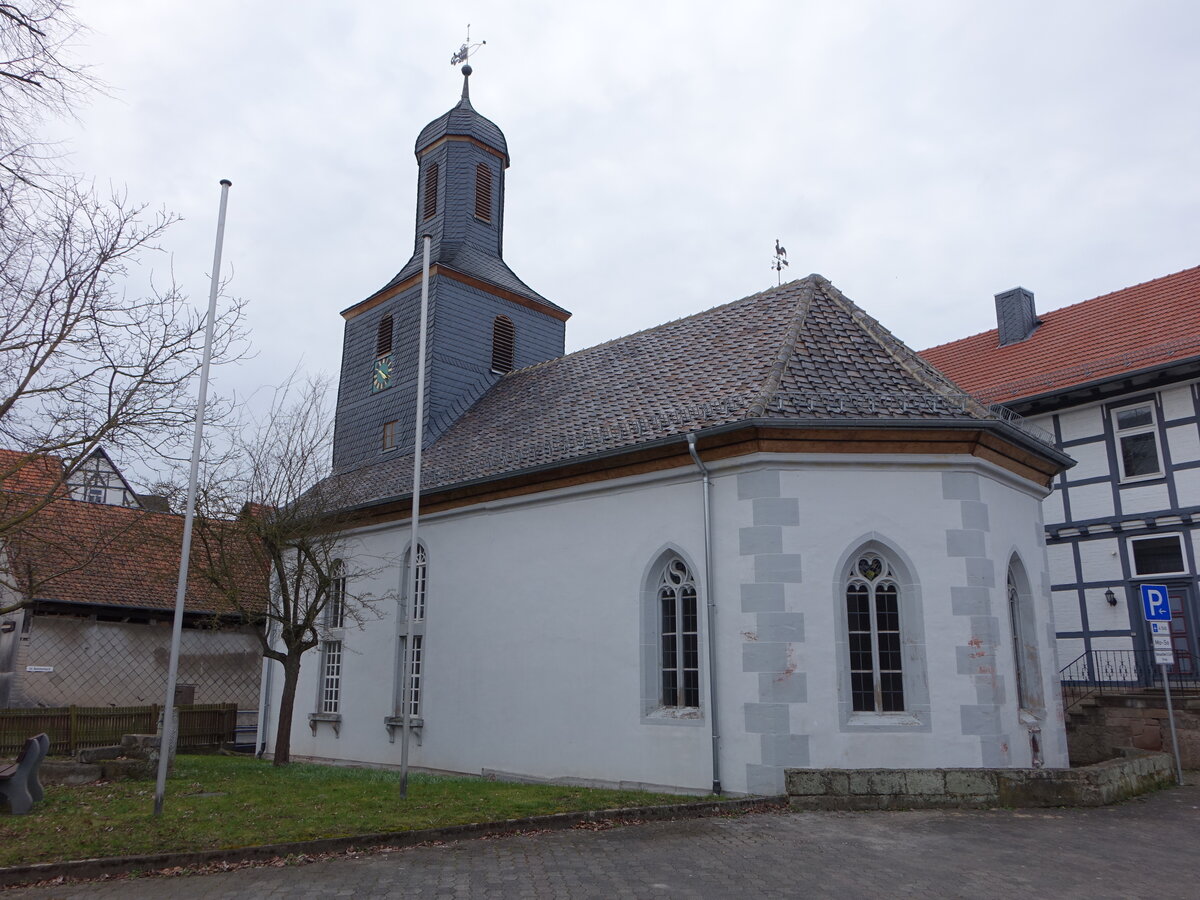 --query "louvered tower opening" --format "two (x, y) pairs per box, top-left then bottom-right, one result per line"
(491, 315), (515, 373)
(376, 314), (393, 357)
(423, 163), (439, 220)
(474, 163), (493, 222)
